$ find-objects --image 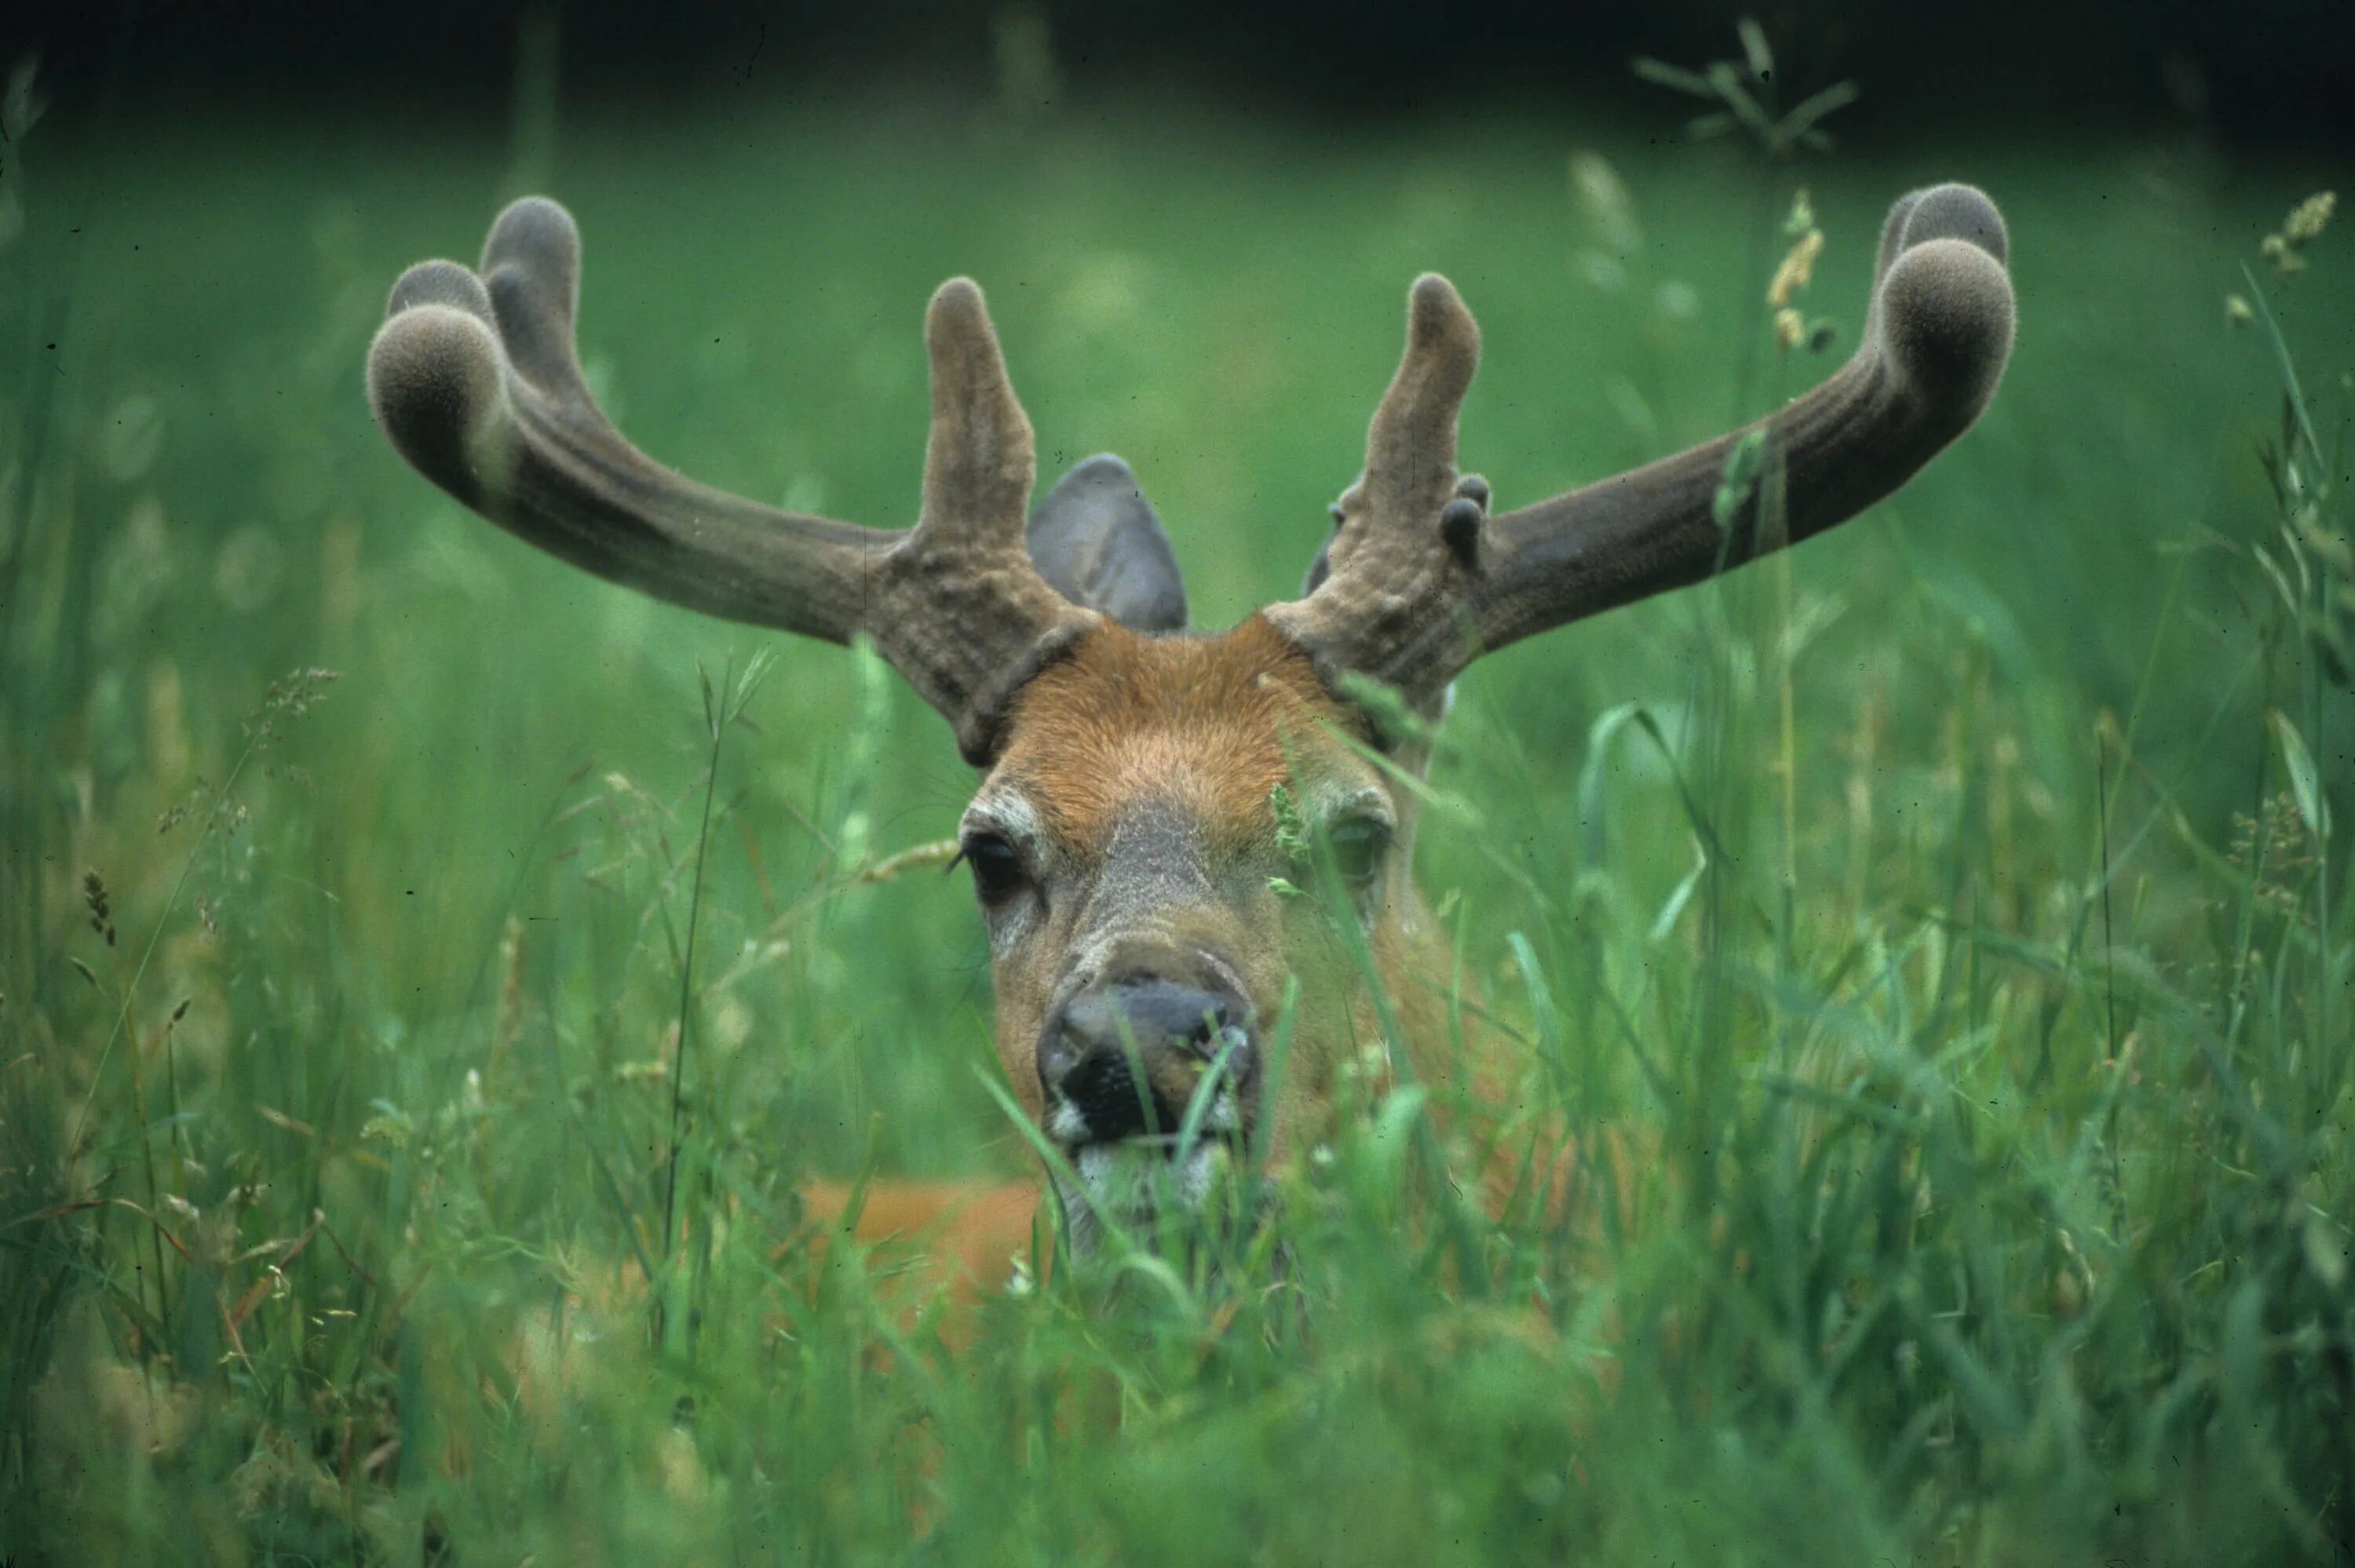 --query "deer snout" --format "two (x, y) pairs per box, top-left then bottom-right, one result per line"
(1039, 979), (1254, 1147)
